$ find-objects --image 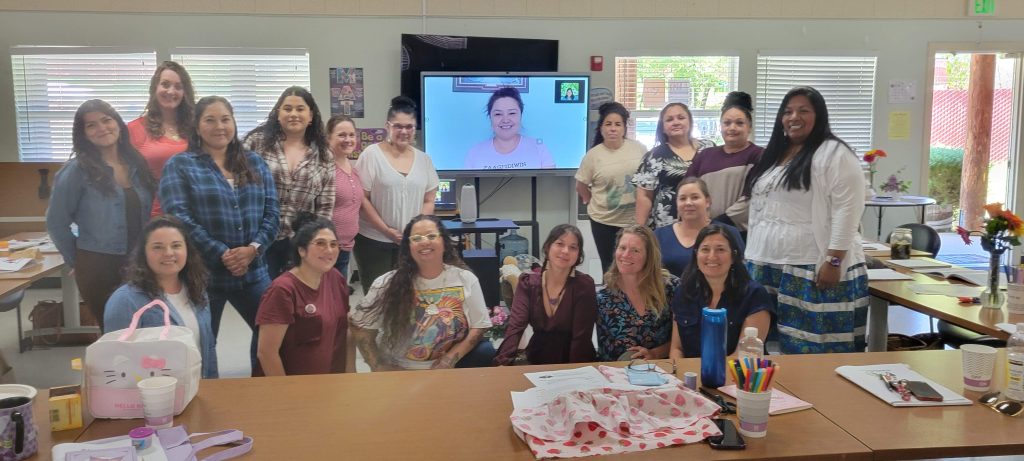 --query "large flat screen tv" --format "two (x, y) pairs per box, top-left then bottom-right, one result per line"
(422, 72), (590, 175)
